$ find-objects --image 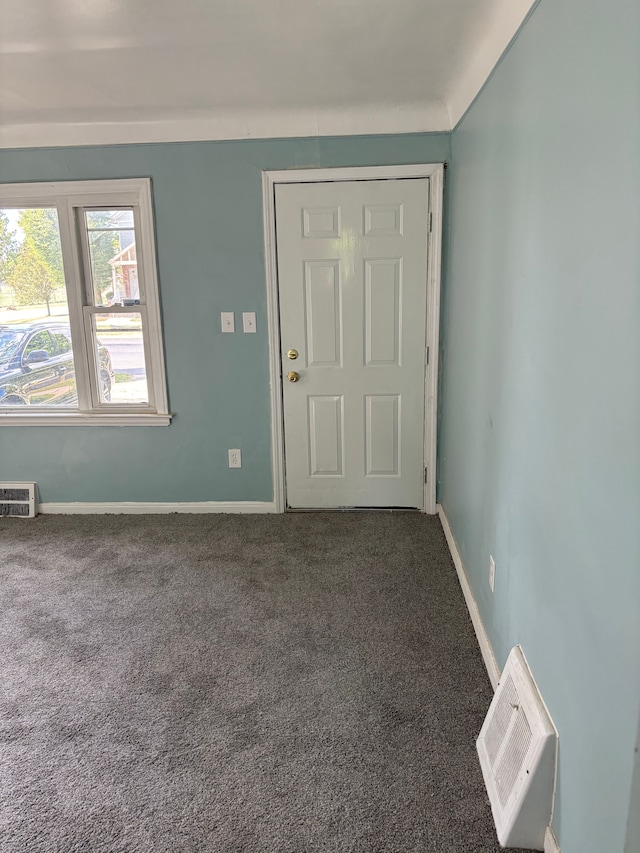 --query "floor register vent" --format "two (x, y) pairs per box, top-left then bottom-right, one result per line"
(0, 482), (37, 517)
(477, 645), (558, 850)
